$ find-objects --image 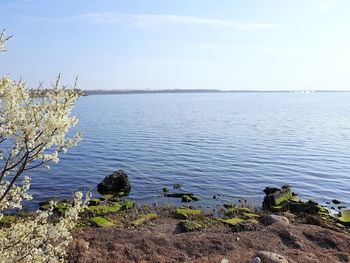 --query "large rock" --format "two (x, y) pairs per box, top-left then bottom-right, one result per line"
(97, 169), (131, 195)
(263, 187), (292, 210)
(263, 215), (290, 226)
(255, 251), (288, 263)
